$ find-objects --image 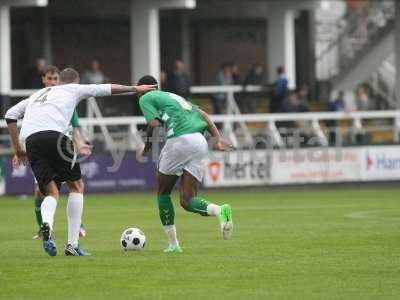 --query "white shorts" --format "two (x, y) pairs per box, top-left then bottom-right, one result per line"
(158, 133), (208, 182)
